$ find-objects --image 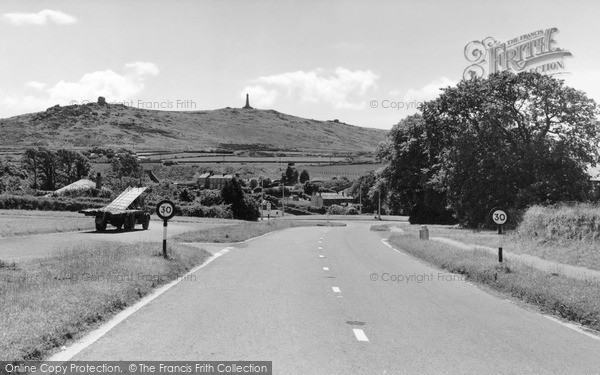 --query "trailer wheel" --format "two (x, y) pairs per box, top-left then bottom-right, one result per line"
(95, 221), (107, 232)
(142, 213), (150, 230)
(124, 214), (135, 231)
